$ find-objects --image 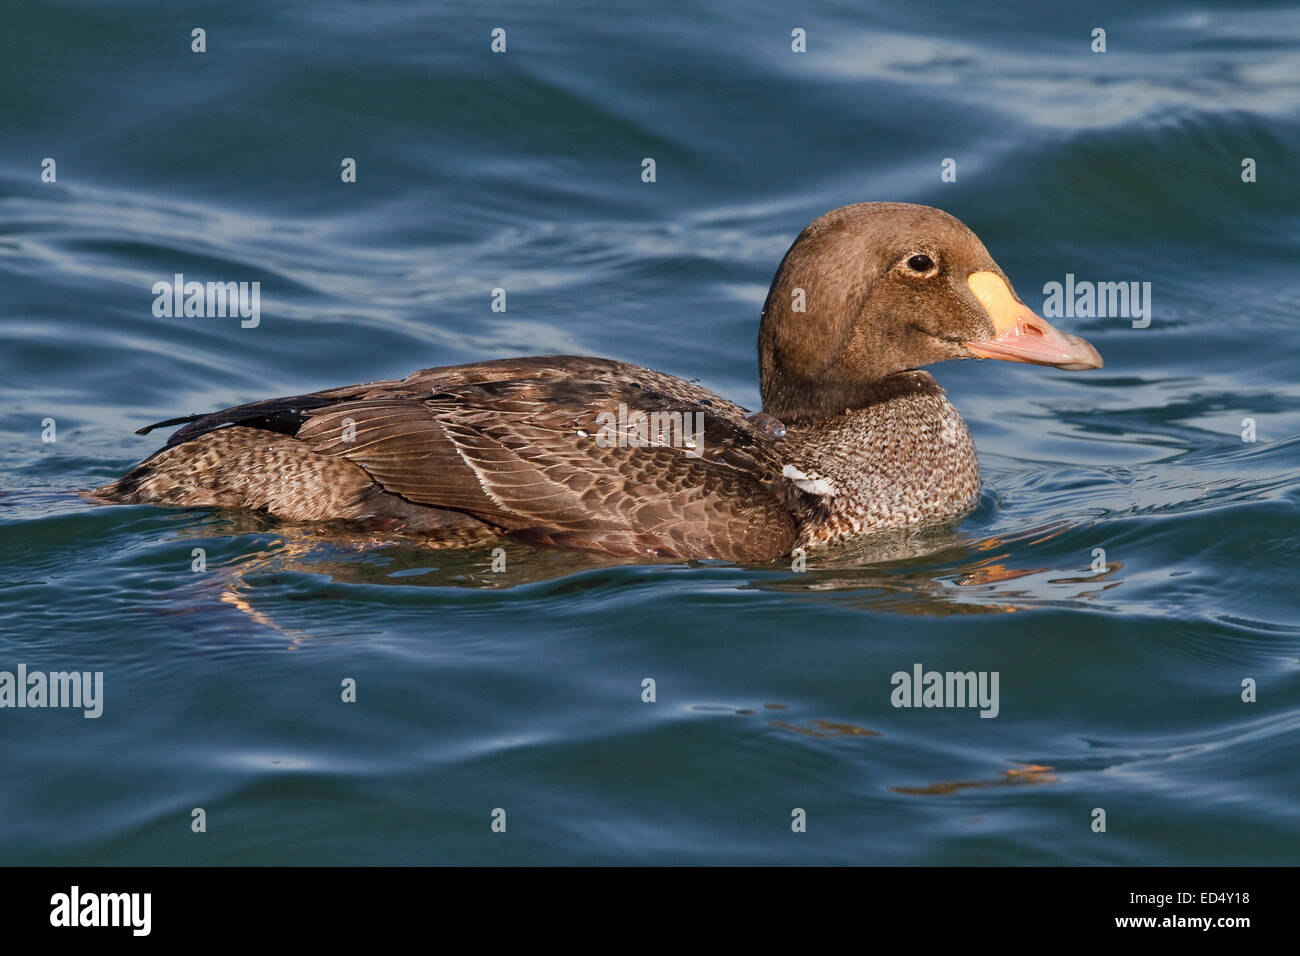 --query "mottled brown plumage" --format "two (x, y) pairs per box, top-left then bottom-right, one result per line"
(93, 203), (1101, 561)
